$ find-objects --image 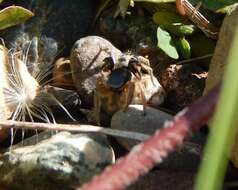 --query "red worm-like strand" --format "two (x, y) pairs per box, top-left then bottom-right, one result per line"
(175, 0), (219, 39)
(176, 0), (186, 16)
(79, 84), (220, 190)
